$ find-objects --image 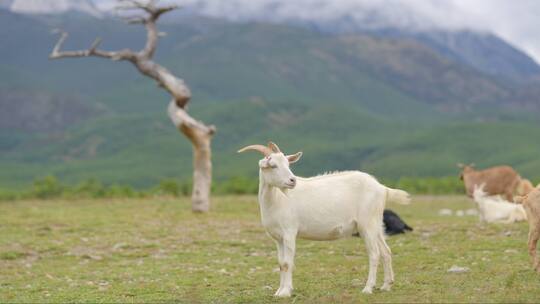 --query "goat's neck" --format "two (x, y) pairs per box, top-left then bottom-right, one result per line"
(258, 170), (276, 205)
(475, 198), (488, 211)
(257, 170), (287, 213)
